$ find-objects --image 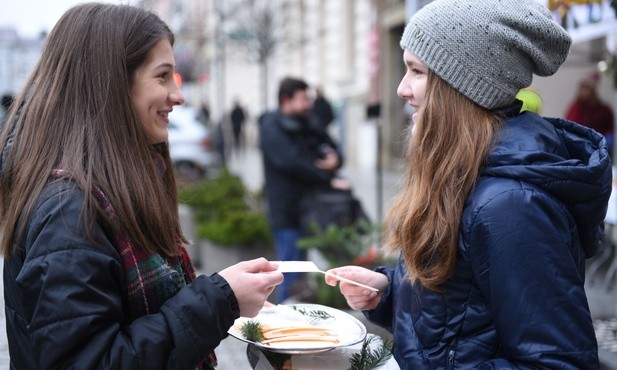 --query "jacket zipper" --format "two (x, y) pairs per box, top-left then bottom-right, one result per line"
(448, 349), (455, 367)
